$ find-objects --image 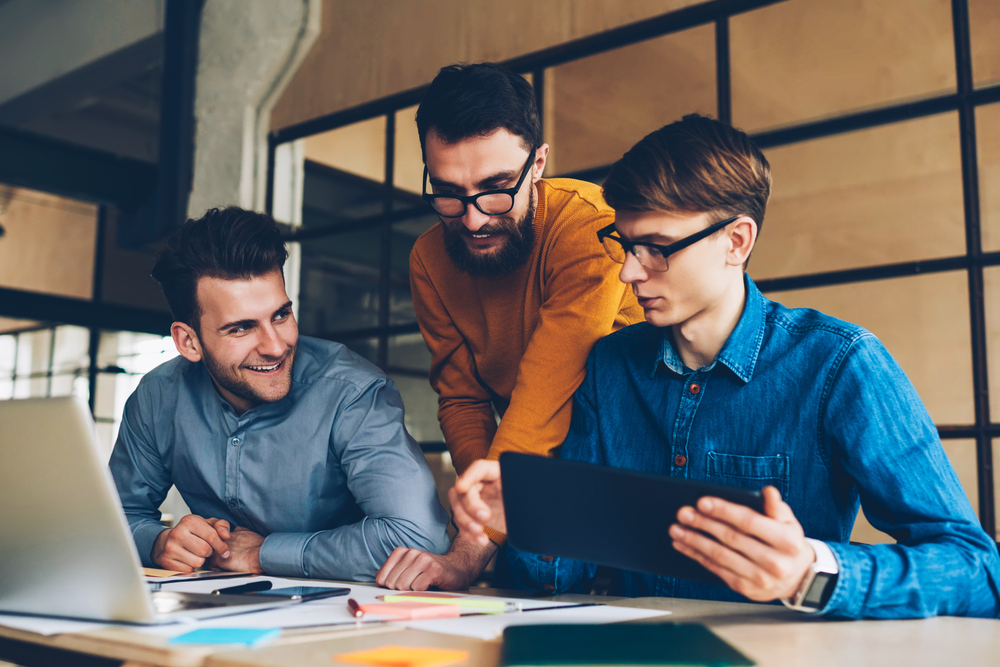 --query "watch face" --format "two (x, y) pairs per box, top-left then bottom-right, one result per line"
(803, 572), (836, 608)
